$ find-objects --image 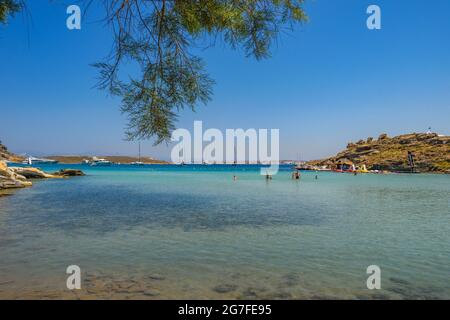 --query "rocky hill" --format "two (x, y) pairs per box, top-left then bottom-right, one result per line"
(0, 141), (22, 162)
(309, 133), (450, 173)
